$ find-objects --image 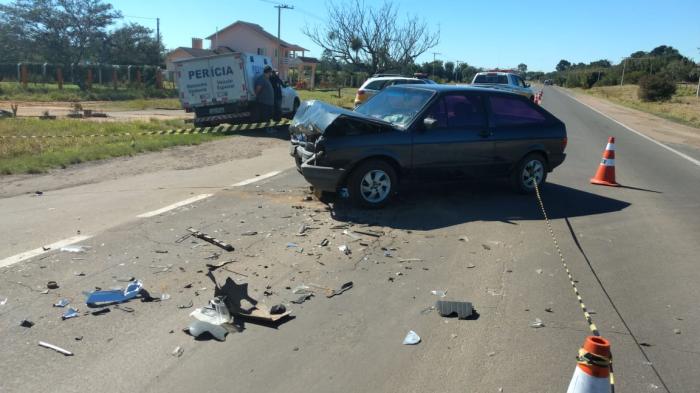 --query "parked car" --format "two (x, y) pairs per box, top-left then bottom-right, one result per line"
(471, 71), (535, 101)
(290, 85), (567, 208)
(354, 74), (436, 108)
(544, 79), (553, 86)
